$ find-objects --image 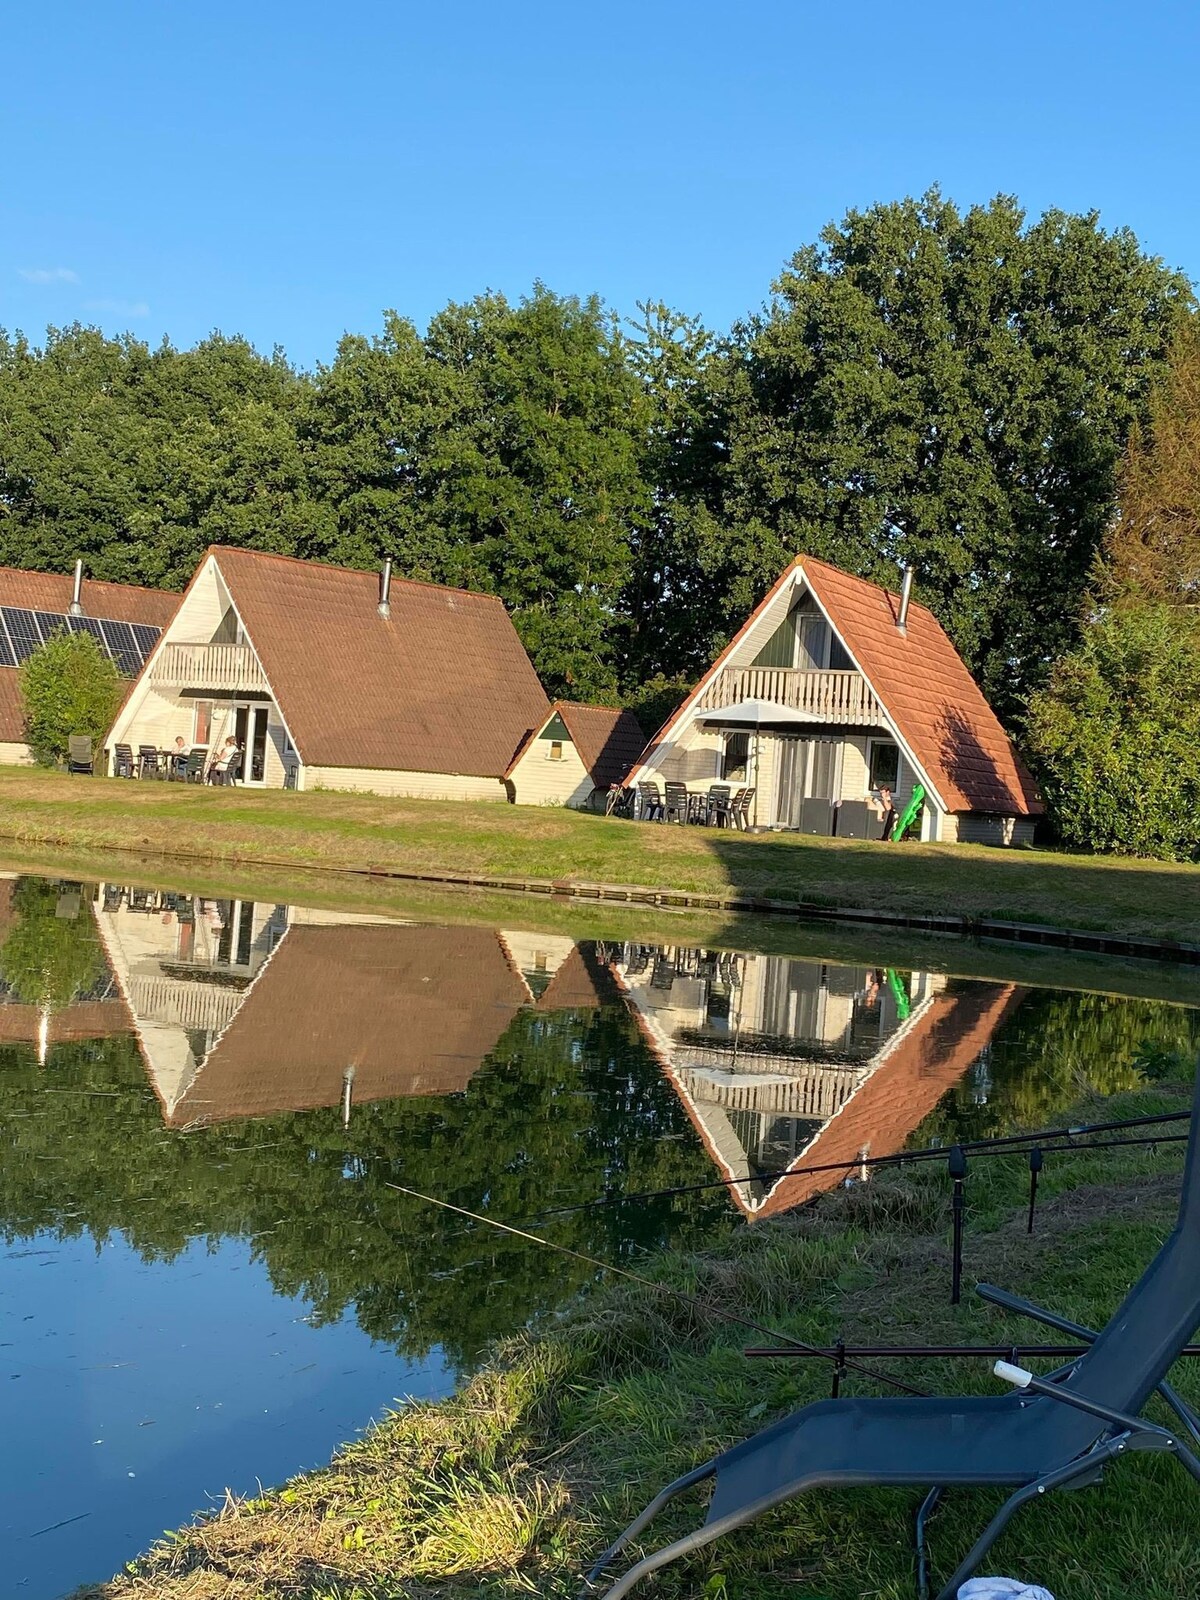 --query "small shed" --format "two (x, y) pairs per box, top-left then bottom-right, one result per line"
(507, 701), (647, 809)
